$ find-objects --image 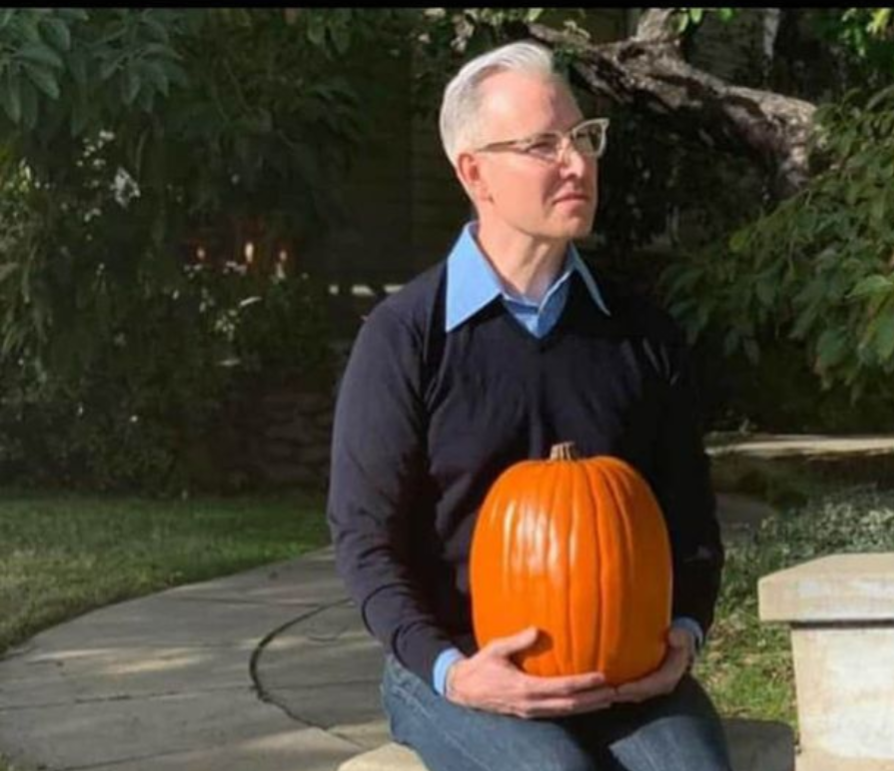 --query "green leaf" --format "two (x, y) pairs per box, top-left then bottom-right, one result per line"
(743, 338), (760, 364)
(142, 15), (172, 44)
(868, 8), (892, 37)
(165, 61), (189, 89)
(42, 18), (72, 51)
(138, 60), (168, 97)
(143, 41), (181, 60)
(791, 305), (819, 340)
(123, 68), (141, 105)
(16, 43), (64, 70)
(755, 276), (775, 308)
(60, 9), (89, 23)
(871, 195), (887, 225)
(723, 328), (740, 355)
(728, 227), (751, 254)
(0, 262), (18, 283)
(69, 49), (87, 88)
(18, 15), (42, 44)
(307, 16), (326, 48)
(0, 74), (22, 124)
(815, 328), (848, 371)
(330, 23), (350, 55)
(866, 84), (894, 111)
(20, 79), (38, 129)
(99, 53), (127, 81)
(24, 64), (60, 100)
(849, 275), (893, 300)
(874, 308), (894, 361)
(138, 86), (155, 113)
(69, 96), (88, 137)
